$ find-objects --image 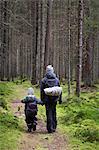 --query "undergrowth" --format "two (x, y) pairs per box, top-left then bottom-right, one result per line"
(57, 84), (99, 150)
(0, 82), (12, 110)
(0, 81), (99, 150)
(0, 81), (26, 150)
(38, 83), (99, 149)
